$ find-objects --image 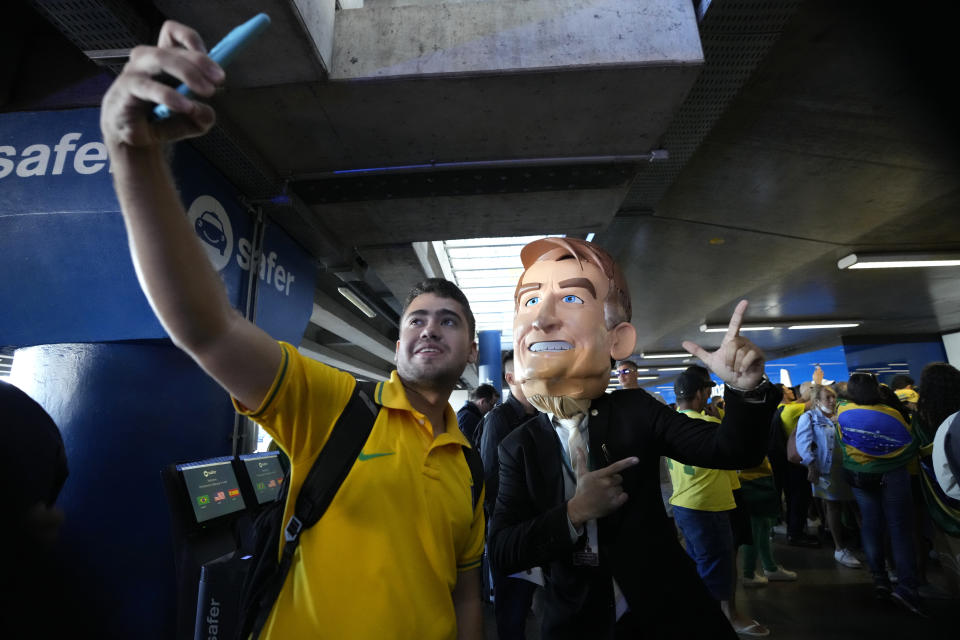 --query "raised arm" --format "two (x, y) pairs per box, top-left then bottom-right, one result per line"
(100, 20), (280, 409)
